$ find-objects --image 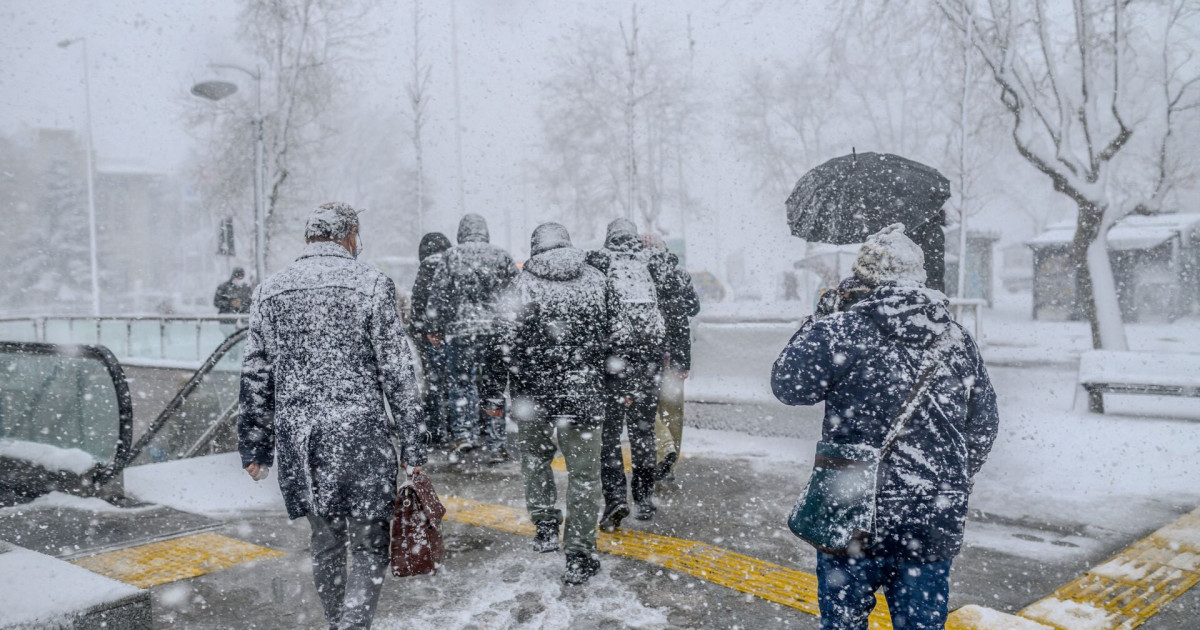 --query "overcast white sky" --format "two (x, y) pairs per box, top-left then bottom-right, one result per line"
(5, 0), (1061, 292)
